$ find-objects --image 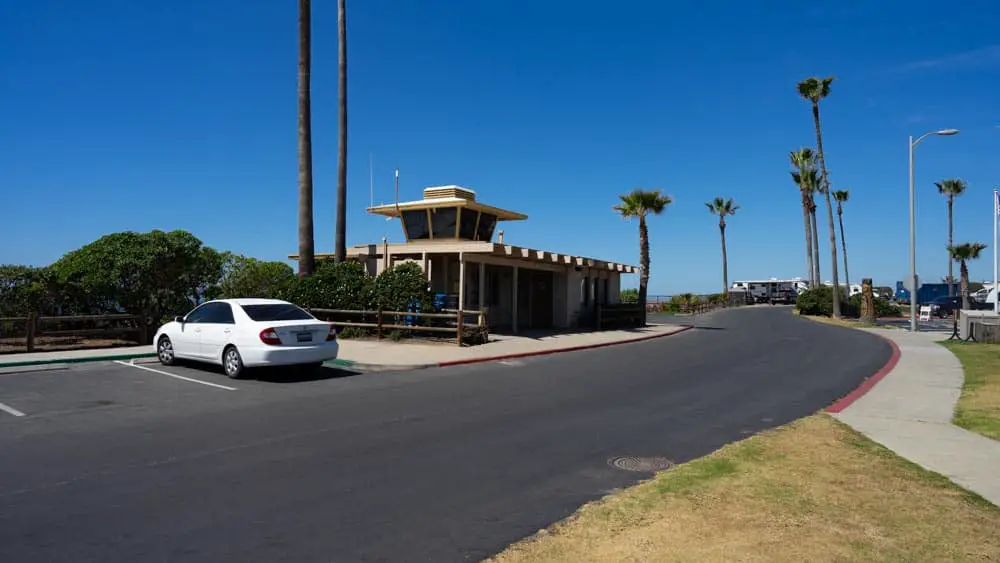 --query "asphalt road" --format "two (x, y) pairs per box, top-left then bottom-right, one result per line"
(0, 306), (891, 562)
